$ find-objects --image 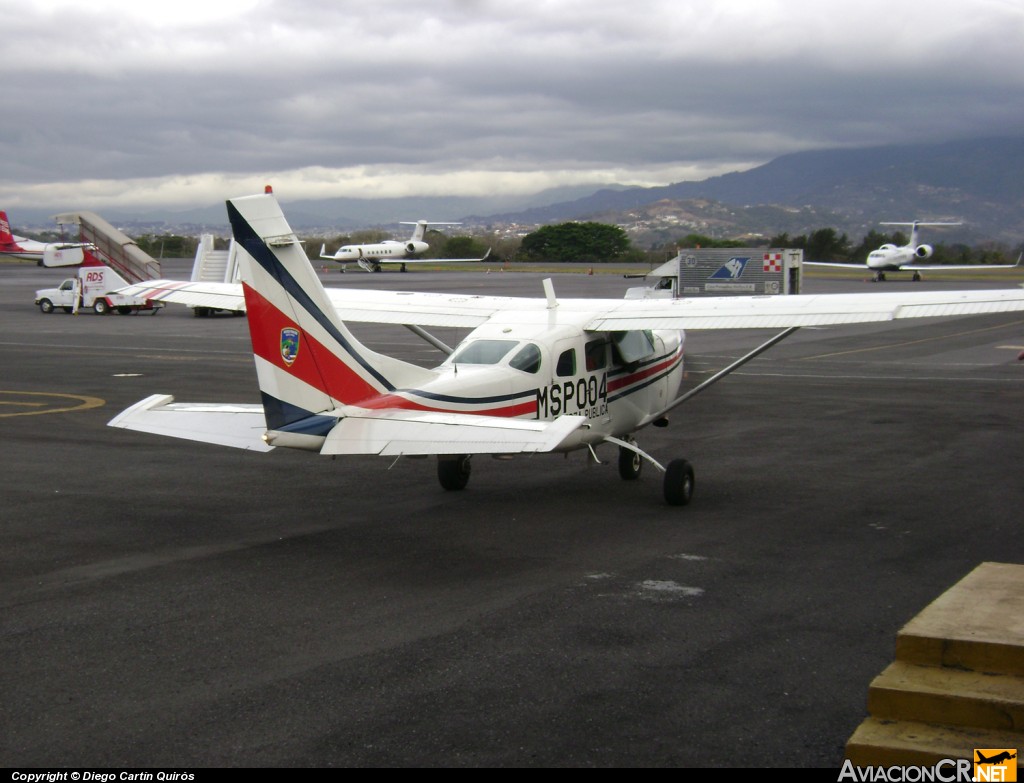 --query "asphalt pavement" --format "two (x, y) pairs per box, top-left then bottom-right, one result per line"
(2, 259), (1023, 768)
